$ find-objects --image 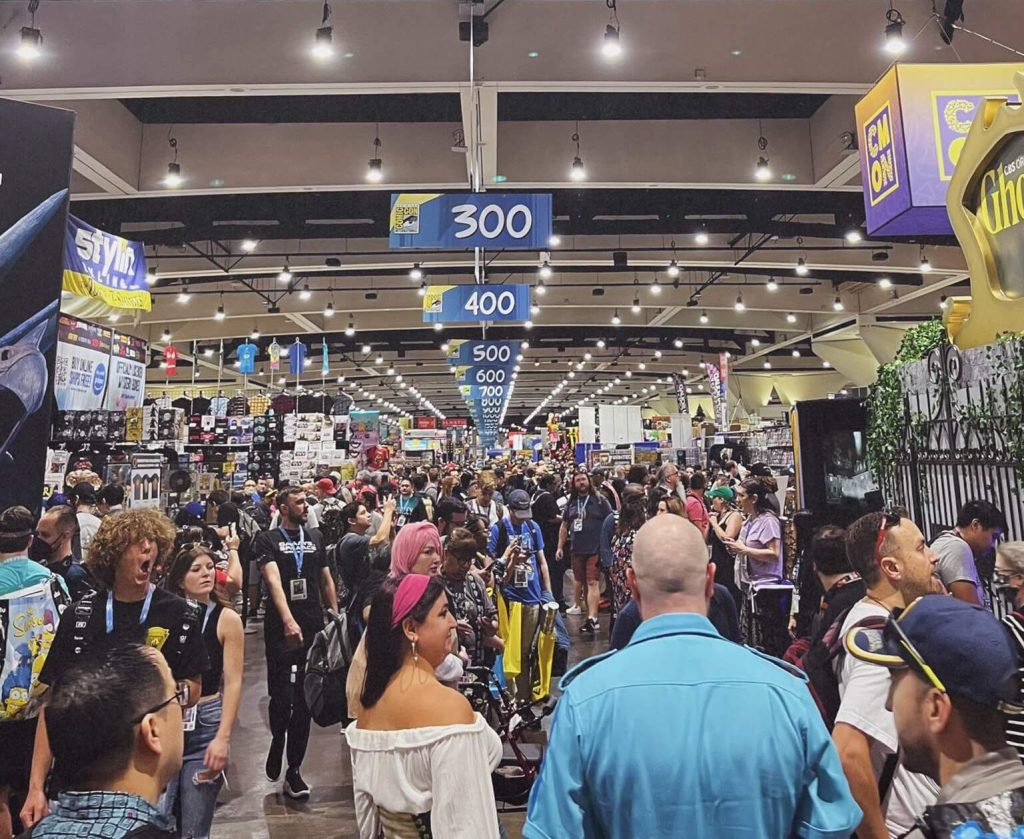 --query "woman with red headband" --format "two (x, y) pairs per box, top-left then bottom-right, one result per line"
(346, 574), (501, 838)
